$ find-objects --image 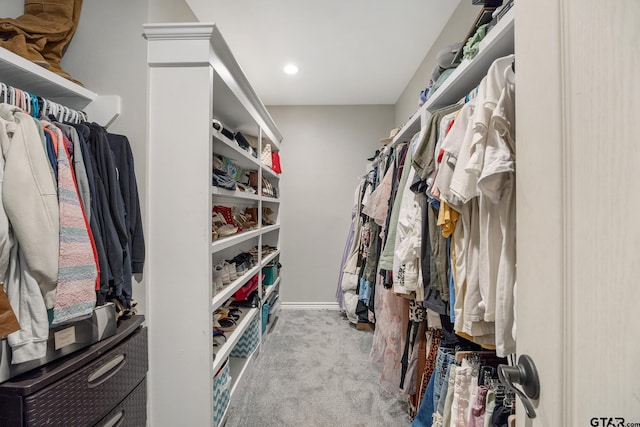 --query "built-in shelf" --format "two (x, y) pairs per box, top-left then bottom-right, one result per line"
(261, 250), (280, 267)
(424, 7), (515, 111)
(145, 22), (283, 427)
(228, 351), (258, 398)
(0, 47), (120, 127)
(261, 164), (280, 180)
(264, 277), (280, 301)
(389, 7), (514, 148)
(211, 229), (261, 252)
(0, 47), (96, 109)
(212, 307), (259, 373)
(391, 106), (424, 147)
(261, 224), (281, 234)
(212, 265), (261, 311)
(213, 129), (260, 170)
(211, 186), (262, 201)
(262, 196), (280, 203)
